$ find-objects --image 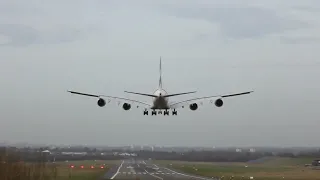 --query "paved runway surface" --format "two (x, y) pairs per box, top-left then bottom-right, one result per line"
(103, 159), (218, 180)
